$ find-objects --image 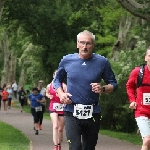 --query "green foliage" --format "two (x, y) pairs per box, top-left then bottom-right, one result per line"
(100, 41), (147, 133)
(1, 0), (125, 85)
(113, 41), (146, 82)
(100, 85), (137, 133)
